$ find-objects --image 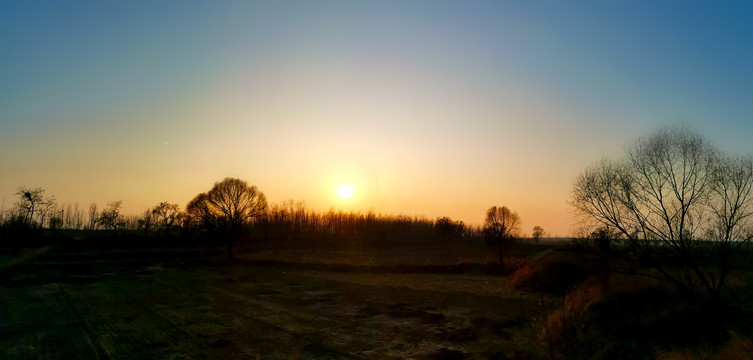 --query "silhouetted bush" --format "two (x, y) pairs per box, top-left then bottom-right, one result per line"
(508, 262), (536, 288)
(0, 214), (42, 246)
